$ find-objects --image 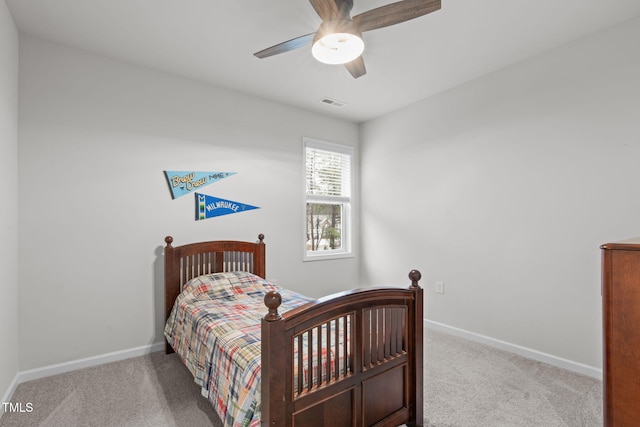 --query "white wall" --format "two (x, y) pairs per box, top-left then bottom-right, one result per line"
(361, 17), (640, 370)
(17, 37), (359, 371)
(0, 0), (19, 407)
